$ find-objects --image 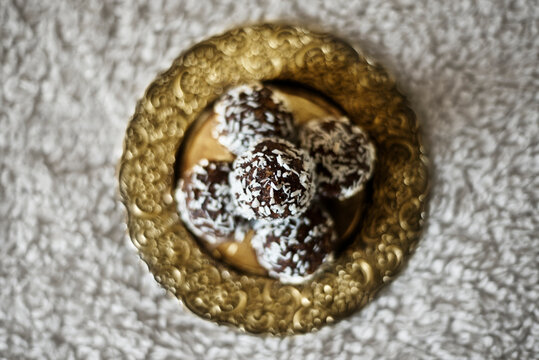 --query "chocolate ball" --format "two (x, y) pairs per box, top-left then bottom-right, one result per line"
(175, 159), (245, 246)
(213, 82), (295, 155)
(230, 138), (315, 221)
(251, 205), (337, 284)
(299, 117), (375, 199)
